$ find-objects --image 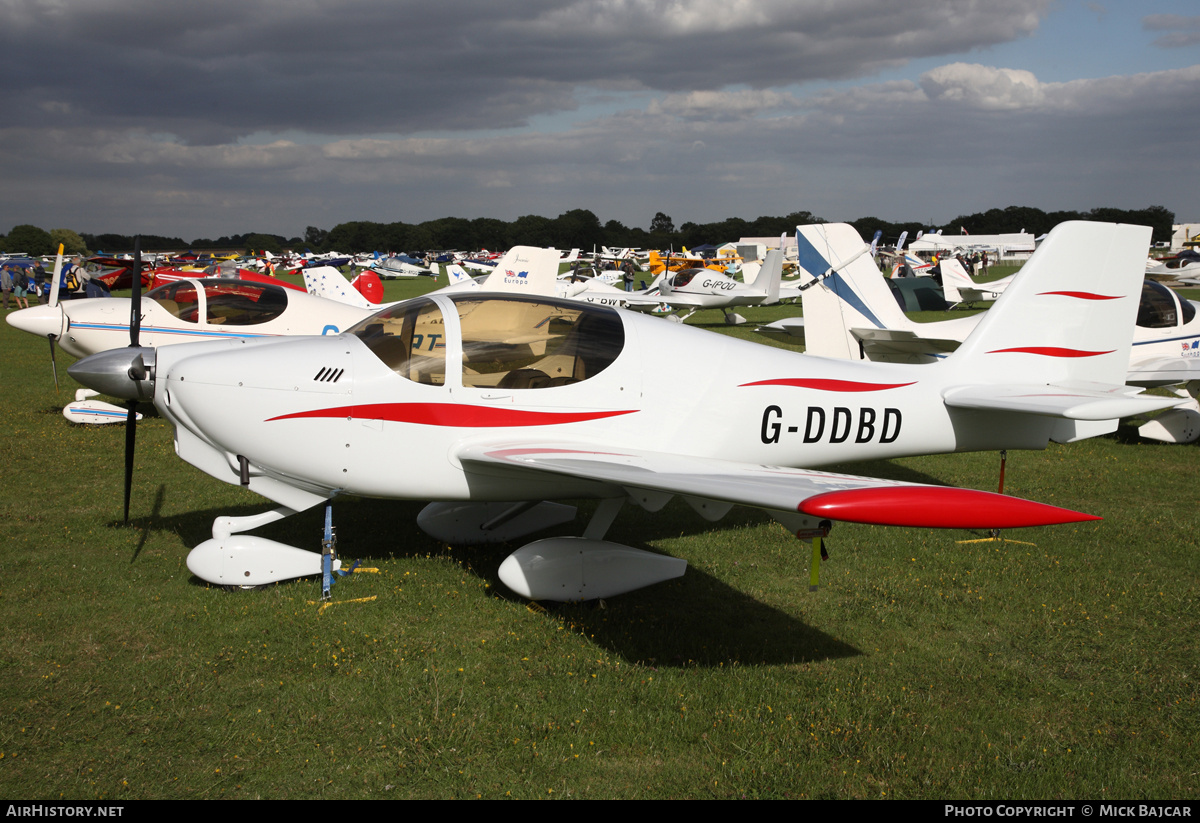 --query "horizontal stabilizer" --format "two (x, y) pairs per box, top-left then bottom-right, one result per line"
(755, 317), (805, 343)
(943, 383), (1179, 420)
(852, 327), (962, 357)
